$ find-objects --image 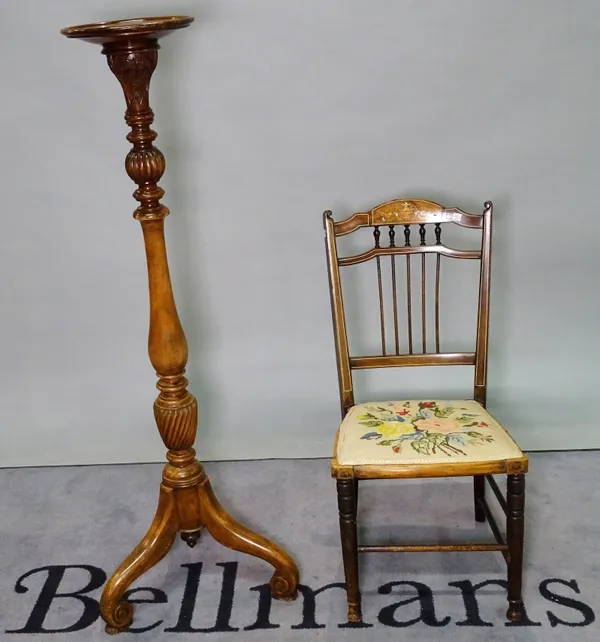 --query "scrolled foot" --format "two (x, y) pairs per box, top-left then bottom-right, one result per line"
(99, 485), (178, 634)
(506, 600), (525, 622)
(181, 529), (202, 548)
(103, 601), (134, 635)
(347, 602), (362, 623)
(270, 570), (298, 601)
(199, 477), (299, 600)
